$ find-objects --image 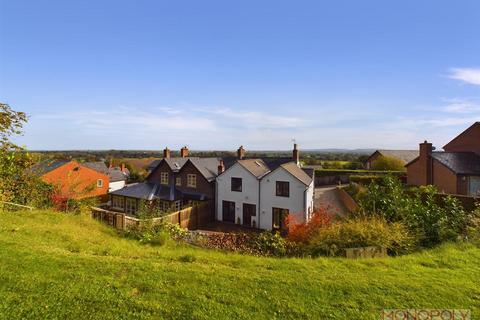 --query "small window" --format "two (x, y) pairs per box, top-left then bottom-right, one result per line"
(112, 196), (124, 209)
(125, 198), (137, 215)
(160, 172), (169, 185)
(176, 177), (182, 186)
(97, 179), (104, 188)
(187, 174), (197, 188)
(174, 200), (182, 212)
(276, 181), (289, 197)
(231, 177), (242, 192)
